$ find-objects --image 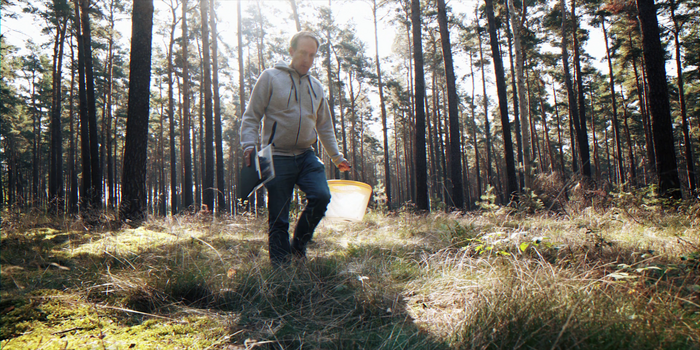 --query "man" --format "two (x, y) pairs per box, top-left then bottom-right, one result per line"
(240, 31), (351, 266)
